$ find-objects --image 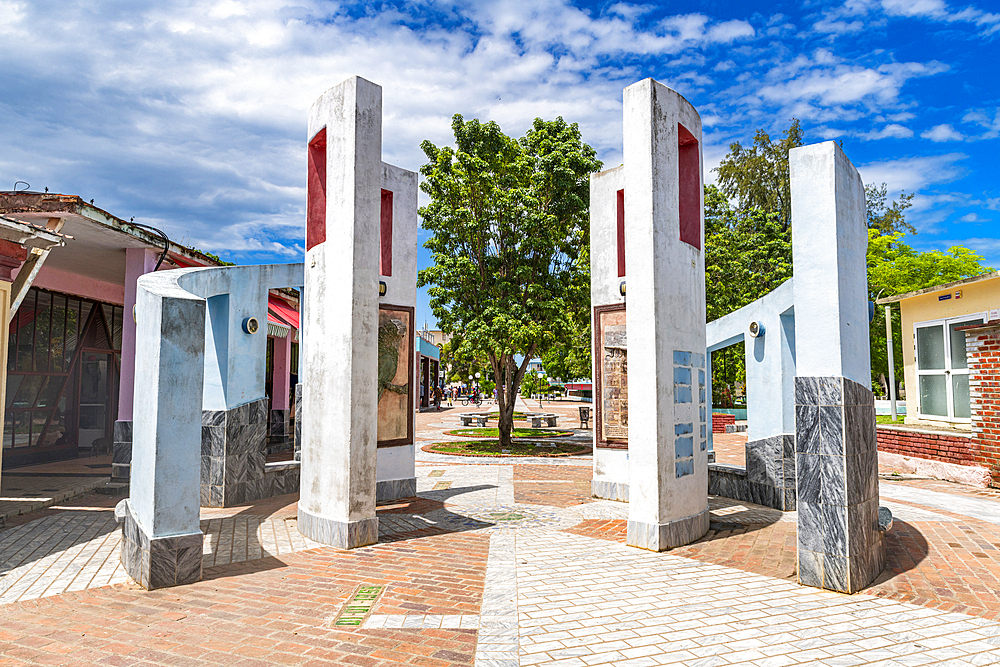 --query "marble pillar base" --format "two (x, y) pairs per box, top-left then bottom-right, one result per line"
(112, 421), (133, 484)
(591, 479), (629, 502)
(376, 477), (416, 502)
(294, 383), (303, 462)
(744, 434), (797, 511)
(116, 499), (202, 590)
(795, 376), (886, 594)
(626, 509), (709, 551)
(200, 397), (269, 507)
(297, 507), (378, 549)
